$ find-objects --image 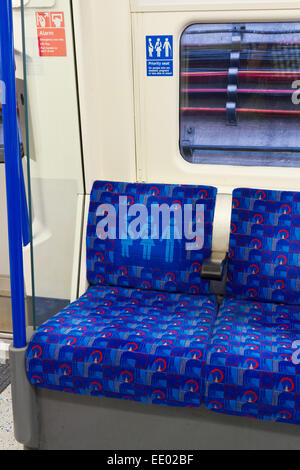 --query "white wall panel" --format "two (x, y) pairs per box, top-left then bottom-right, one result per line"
(131, 0), (300, 13)
(132, 6), (300, 193)
(72, 0), (136, 191)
